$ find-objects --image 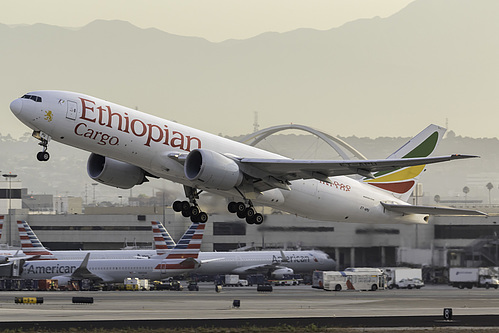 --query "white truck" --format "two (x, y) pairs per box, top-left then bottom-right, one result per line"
(449, 267), (499, 289)
(384, 268), (423, 289)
